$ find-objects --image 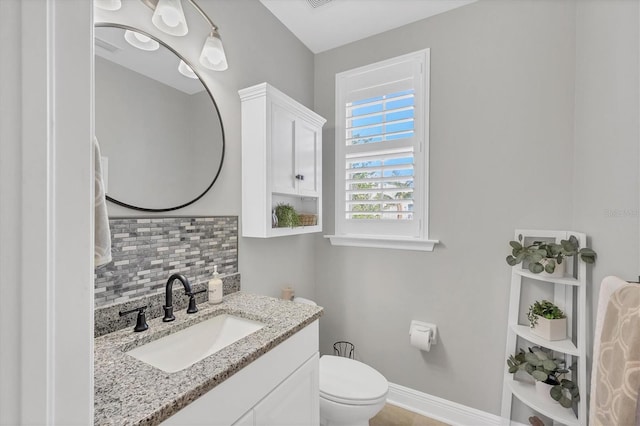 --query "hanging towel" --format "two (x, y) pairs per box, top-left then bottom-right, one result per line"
(94, 137), (112, 267)
(591, 275), (630, 416)
(591, 281), (640, 426)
